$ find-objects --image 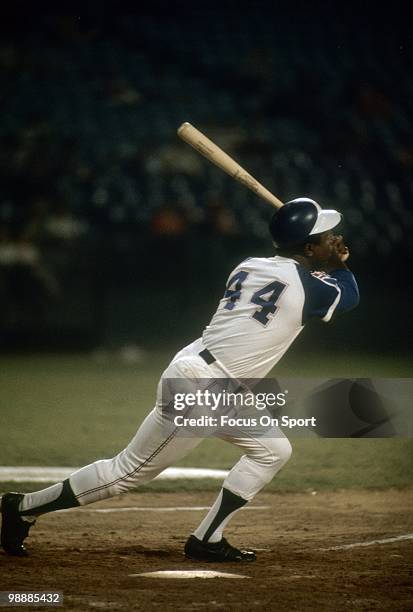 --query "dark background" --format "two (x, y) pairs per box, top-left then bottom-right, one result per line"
(0, 0), (411, 356)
